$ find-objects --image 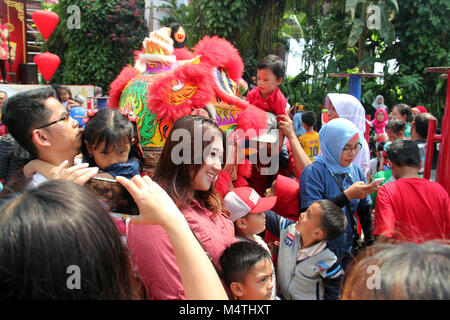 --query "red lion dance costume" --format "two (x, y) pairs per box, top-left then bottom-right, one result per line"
(108, 27), (267, 193)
